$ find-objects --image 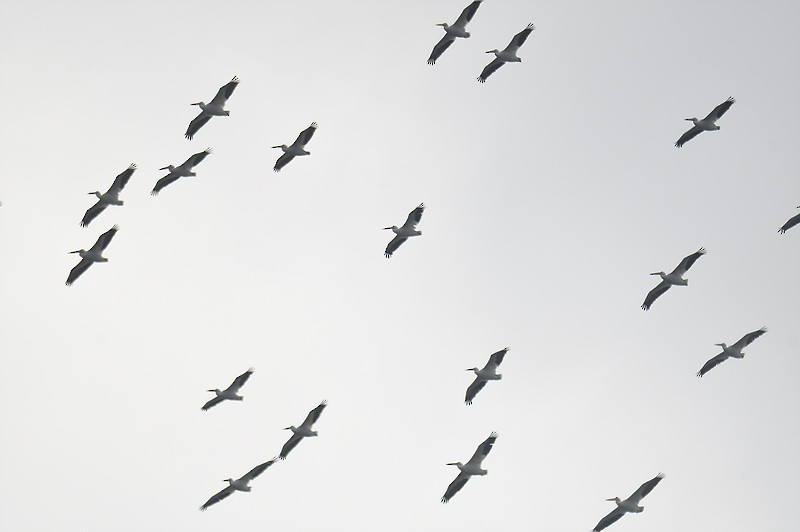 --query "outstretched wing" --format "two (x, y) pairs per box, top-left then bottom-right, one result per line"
(730, 327), (767, 351)
(507, 23), (534, 50)
(273, 152), (295, 172)
(464, 376), (487, 405)
(441, 472), (470, 503)
(455, 1), (482, 27)
(199, 485), (234, 511)
(292, 122), (318, 148)
(242, 459), (275, 481)
(630, 473), (664, 501)
(705, 96), (735, 121)
(201, 395), (225, 411)
(779, 209), (800, 234)
(672, 248), (706, 275)
(66, 259), (93, 286)
(592, 507), (625, 532)
(384, 235), (407, 258)
(185, 113), (211, 140)
(641, 280), (671, 311)
(210, 76), (239, 106)
(151, 174), (181, 196)
(81, 201), (106, 227)
(675, 125), (702, 147)
(228, 368), (255, 392)
(478, 57), (504, 83)
(279, 433), (304, 460)
(697, 353), (728, 377)
(428, 34), (455, 65)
